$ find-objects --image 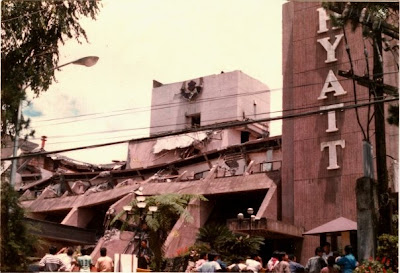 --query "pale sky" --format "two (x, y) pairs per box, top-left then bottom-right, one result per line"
(25, 0), (286, 164)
